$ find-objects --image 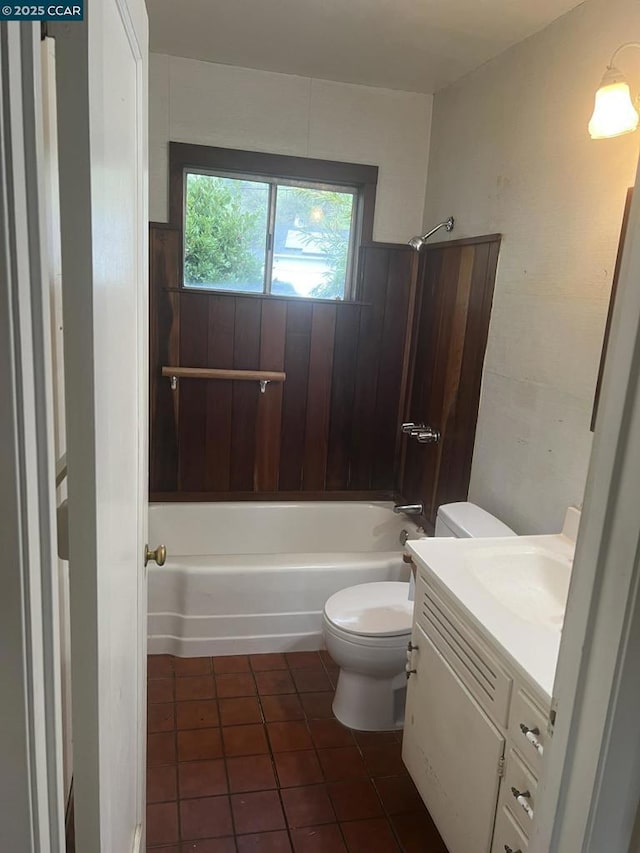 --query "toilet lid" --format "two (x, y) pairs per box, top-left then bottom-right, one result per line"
(324, 582), (413, 637)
